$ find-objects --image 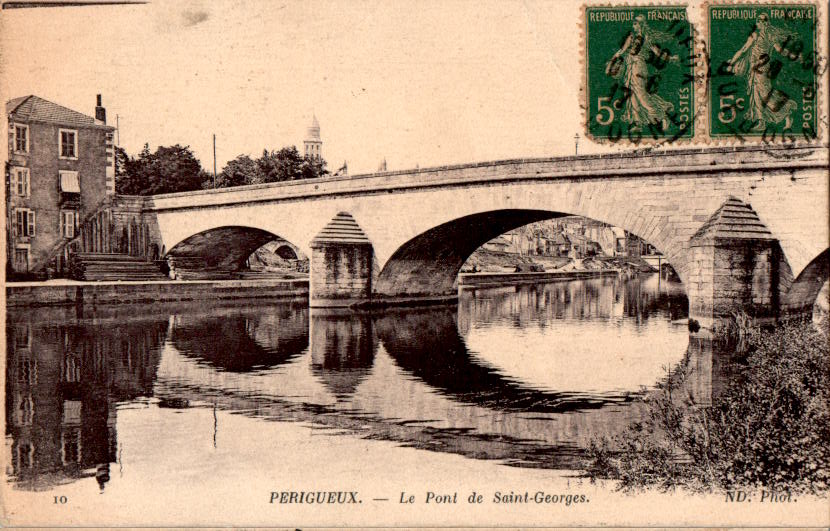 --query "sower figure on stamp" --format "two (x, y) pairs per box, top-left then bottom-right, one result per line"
(726, 13), (800, 131)
(605, 14), (680, 132)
